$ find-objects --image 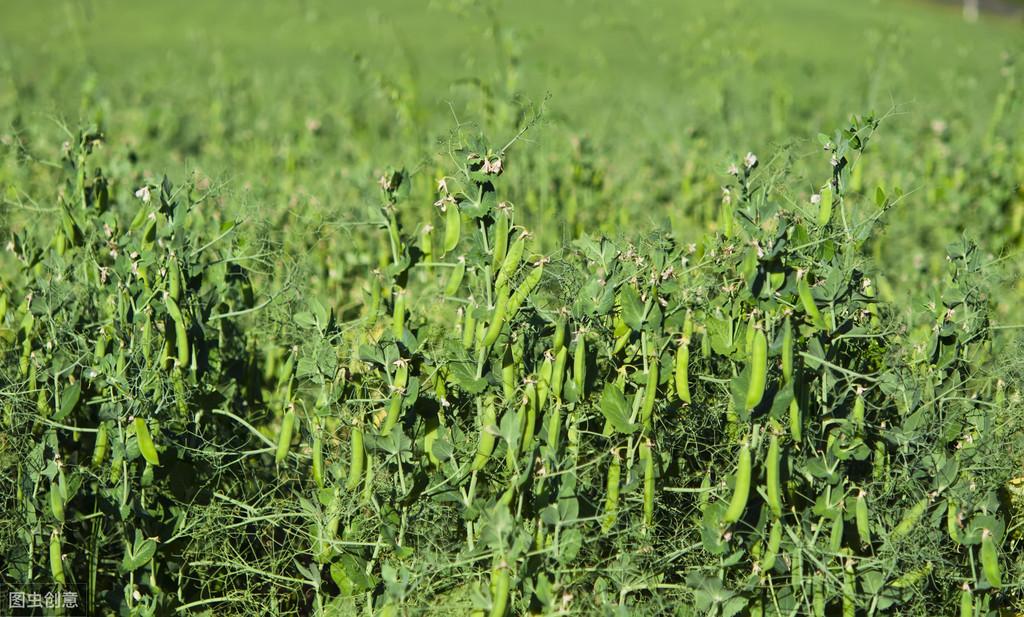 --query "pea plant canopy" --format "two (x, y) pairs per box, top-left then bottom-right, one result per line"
(1, 1), (1023, 616)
